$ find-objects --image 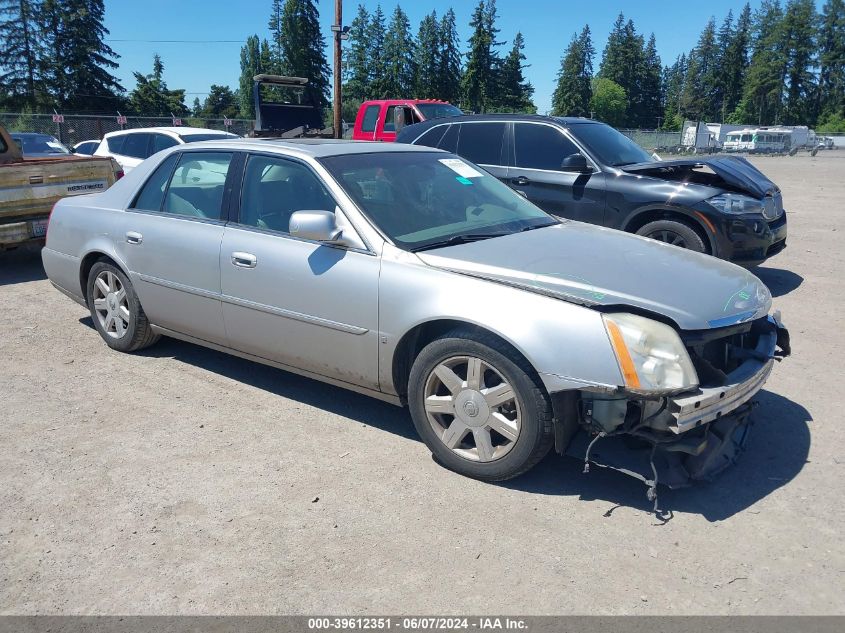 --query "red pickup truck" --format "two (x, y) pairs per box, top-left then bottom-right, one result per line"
(352, 99), (462, 142)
